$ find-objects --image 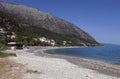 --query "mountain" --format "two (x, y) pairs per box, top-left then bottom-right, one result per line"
(0, 2), (100, 46)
